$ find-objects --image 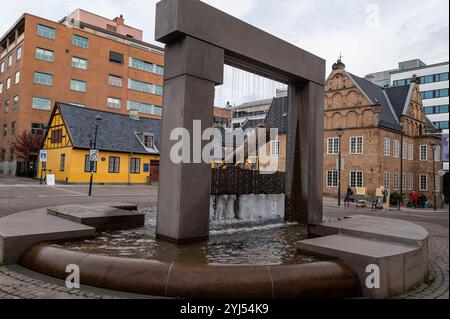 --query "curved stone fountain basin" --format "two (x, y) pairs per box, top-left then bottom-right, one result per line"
(19, 244), (361, 299)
